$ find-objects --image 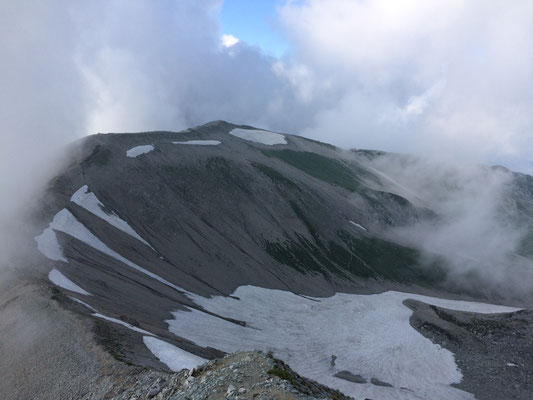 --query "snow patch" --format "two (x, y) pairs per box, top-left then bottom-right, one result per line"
(173, 140), (221, 146)
(35, 225), (67, 262)
(143, 336), (207, 372)
(71, 185), (152, 248)
(349, 221), (367, 231)
(229, 128), (287, 145)
(126, 144), (154, 157)
(48, 269), (91, 296)
(167, 287), (520, 400)
(37, 209), (187, 294)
